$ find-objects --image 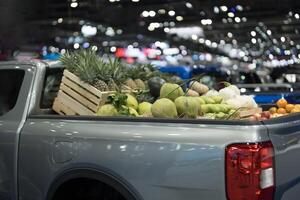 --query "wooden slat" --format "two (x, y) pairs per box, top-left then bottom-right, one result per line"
(52, 99), (66, 115)
(239, 107), (263, 118)
(53, 98), (78, 115)
(60, 83), (98, 112)
(61, 76), (101, 105)
(57, 91), (95, 115)
(63, 70), (102, 98)
(56, 98), (77, 115)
